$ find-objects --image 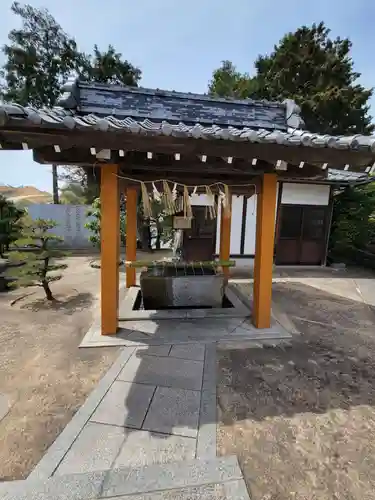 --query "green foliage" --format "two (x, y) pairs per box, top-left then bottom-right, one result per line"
(7, 217), (68, 300)
(1, 2), (142, 211)
(209, 60), (258, 99)
(59, 167), (99, 205)
(209, 22), (373, 135)
(85, 198), (102, 248)
(85, 197), (175, 250)
(0, 2), (85, 107)
(151, 200), (175, 250)
(0, 195), (24, 258)
(60, 182), (88, 205)
(1, 2), (141, 107)
(83, 45), (141, 86)
(329, 182), (375, 257)
(85, 198), (127, 248)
